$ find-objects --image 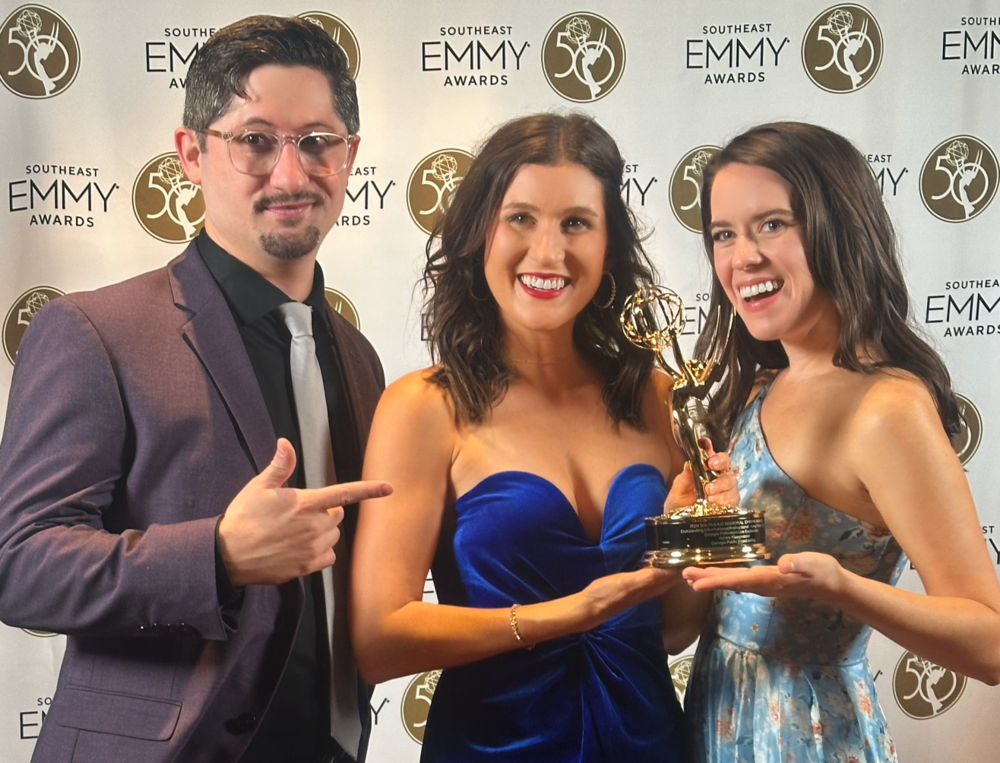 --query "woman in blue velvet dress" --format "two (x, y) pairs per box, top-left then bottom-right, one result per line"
(682, 122), (1000, 762)
(351, 113), (738, 762)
